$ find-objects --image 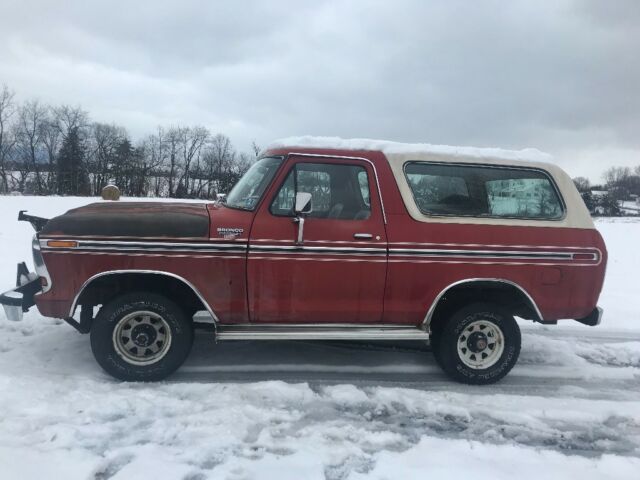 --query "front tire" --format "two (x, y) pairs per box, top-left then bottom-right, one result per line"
(433, 302), (521, 385)
(90, 292), (194, 381)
